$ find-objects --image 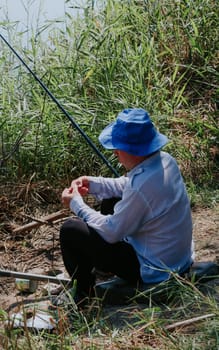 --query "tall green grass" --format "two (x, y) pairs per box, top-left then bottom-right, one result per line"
(0, 0), (218, 192)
